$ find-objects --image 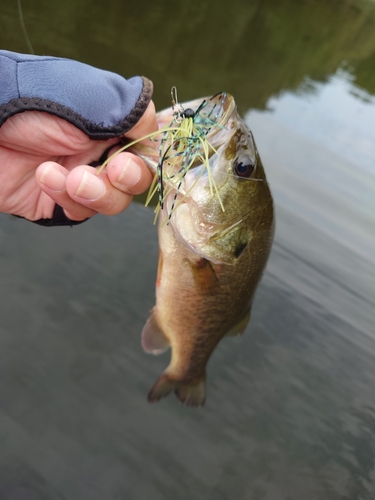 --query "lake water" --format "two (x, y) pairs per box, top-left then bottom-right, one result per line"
(1, 0), (375, 498)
